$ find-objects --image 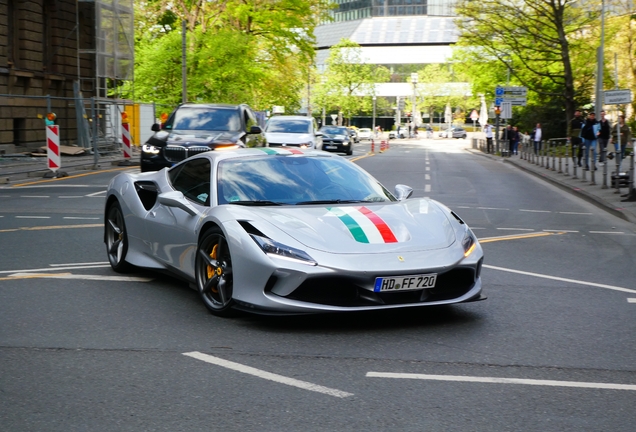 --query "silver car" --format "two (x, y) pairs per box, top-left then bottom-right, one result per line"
(264, 115), (322, 149)
(104, 148), (485, 316)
